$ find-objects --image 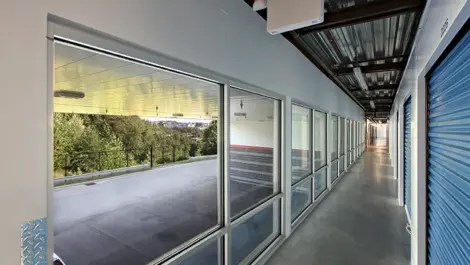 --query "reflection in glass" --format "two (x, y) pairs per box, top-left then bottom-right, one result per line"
(231, 201), (280, 264)
(179, 239), (221, 265)
(230, 88), (280, 218)
(314, 111), (327, 170)
(292, 179), (312, 221)
(339, 157), (344, 174)
(314, 168), (327, 199)
(292, 105), (312, 183)
(53, 42), (221, 265)
(331, 116), (338, 160)
(331, 161), (338, 183)
(340, 118), (345, 155)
